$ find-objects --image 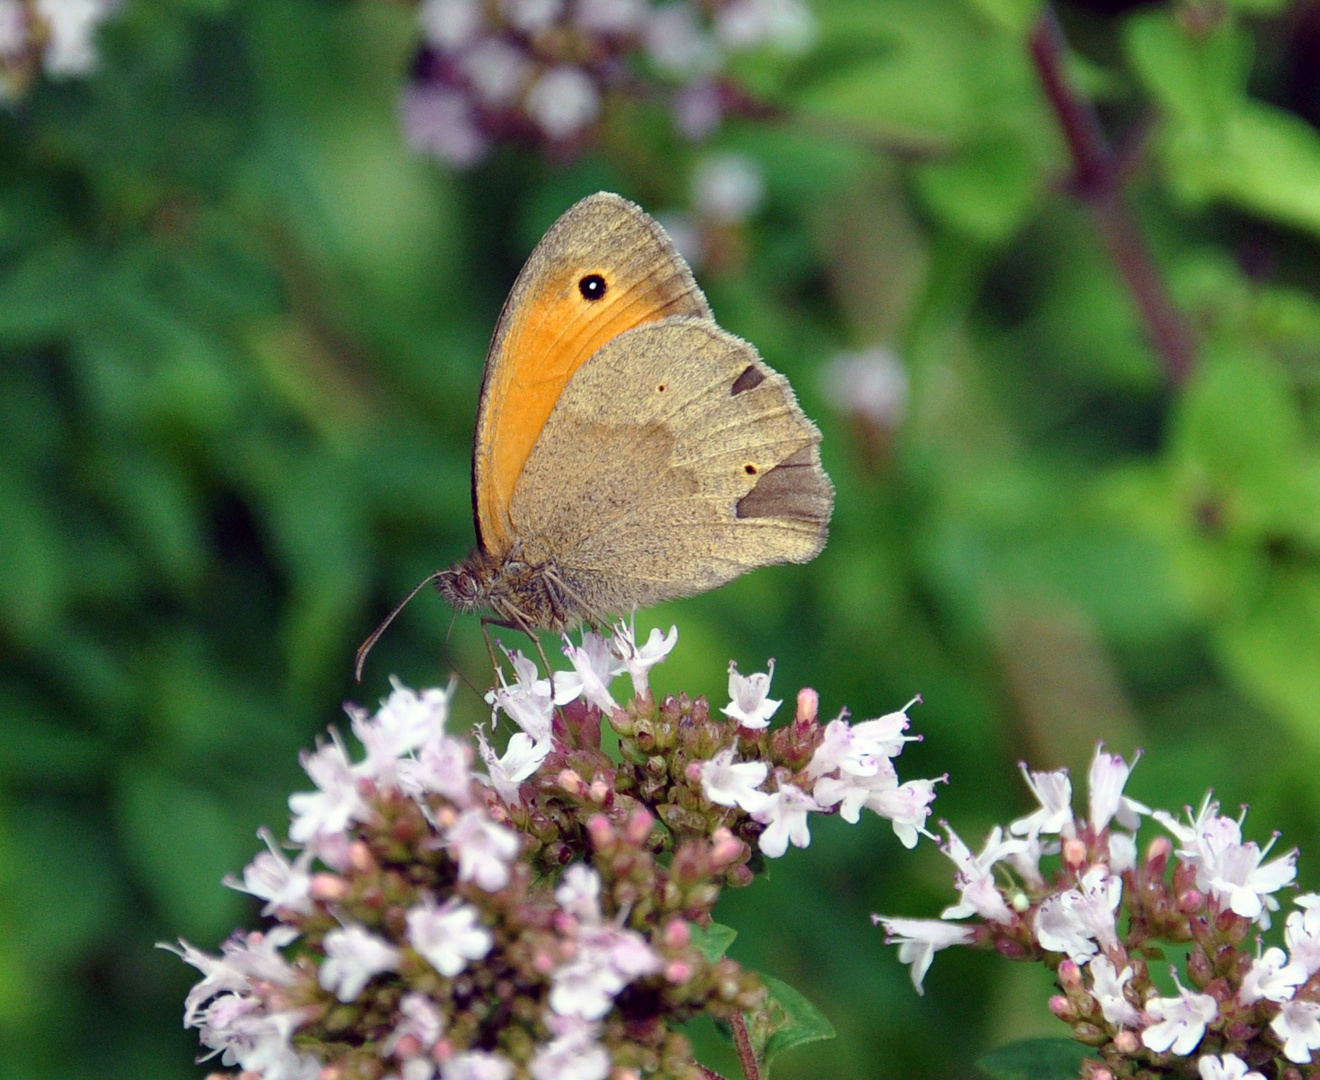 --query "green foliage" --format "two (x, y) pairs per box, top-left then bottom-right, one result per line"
(978, 1038), (1098, 1080)
(4, 1), (1320, 1079)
